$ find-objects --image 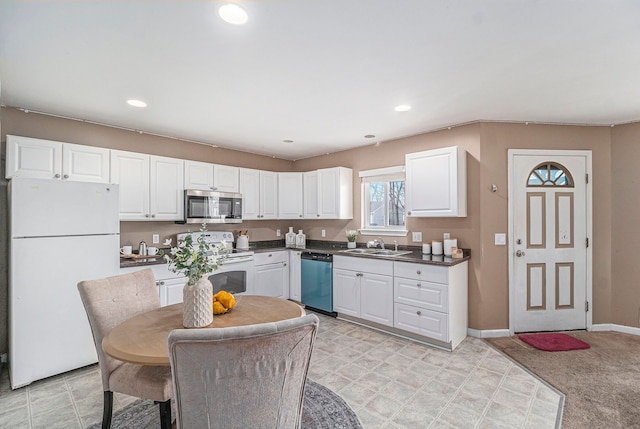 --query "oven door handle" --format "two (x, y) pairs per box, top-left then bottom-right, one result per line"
(222, 257), (254, 265)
